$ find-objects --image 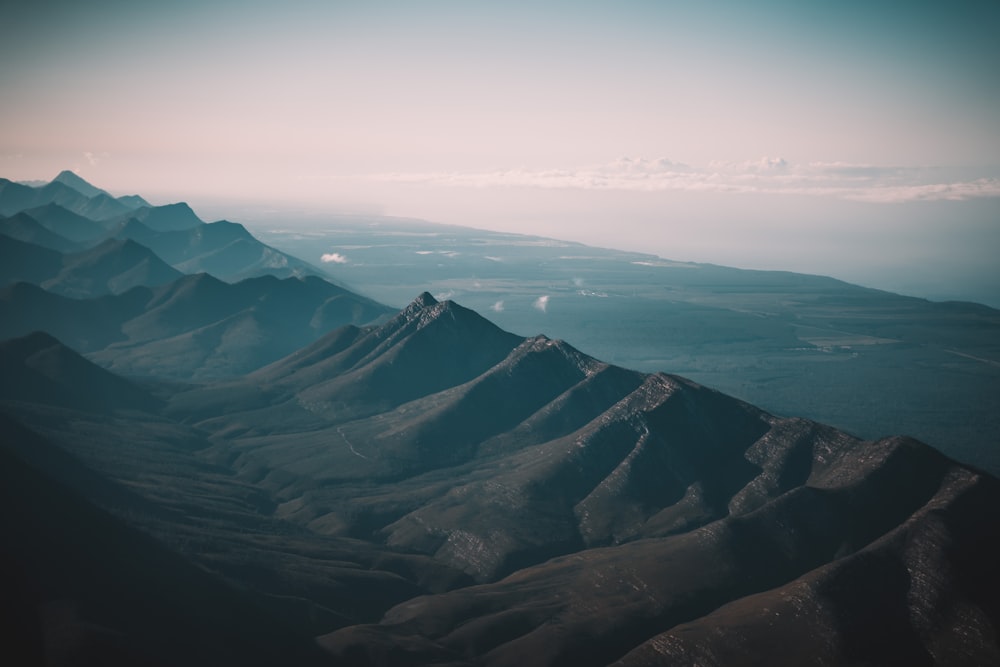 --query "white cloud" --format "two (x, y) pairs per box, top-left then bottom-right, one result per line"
(490, 300), (504, 312)
(321, 252), (349, 264)
(533, 295), (550, 313)
(83, 151), (110, 166)
(373, 158), (1000, 204)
